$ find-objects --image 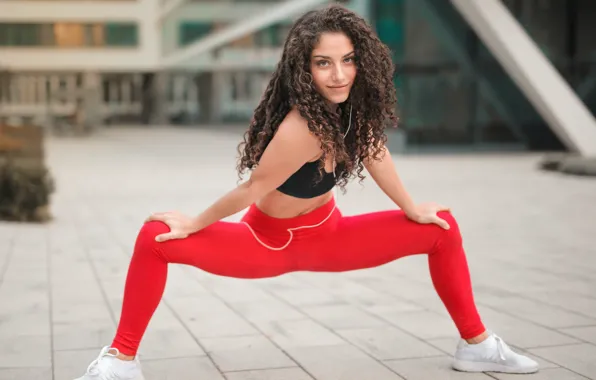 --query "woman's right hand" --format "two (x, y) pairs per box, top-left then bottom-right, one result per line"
(144, 211), (200, 242)
(405, 202), (451, 230)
